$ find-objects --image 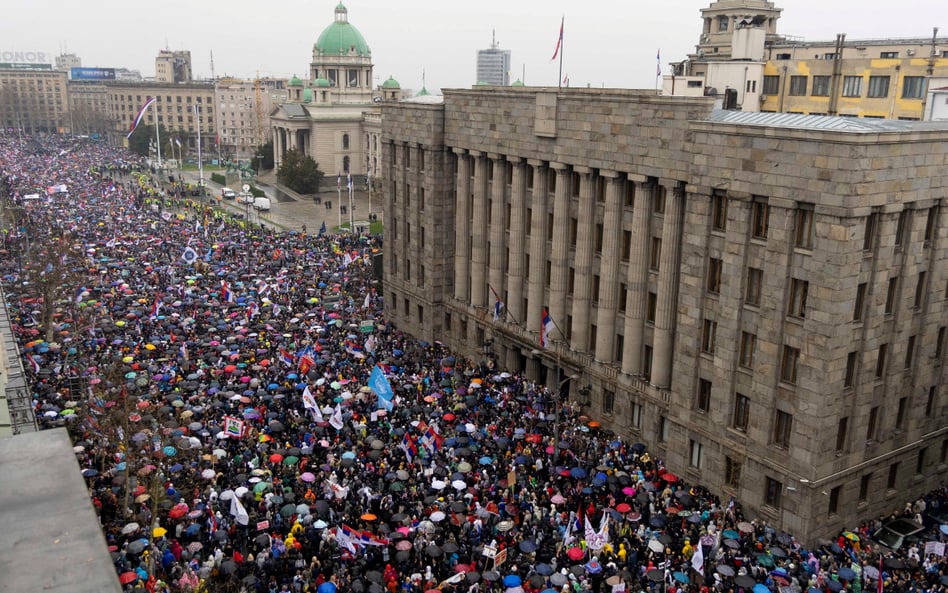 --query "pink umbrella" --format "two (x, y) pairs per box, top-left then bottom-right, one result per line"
(551, 494), (566, 504)
(622, 487), (636, 496)
(300, 472), (316, 483)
